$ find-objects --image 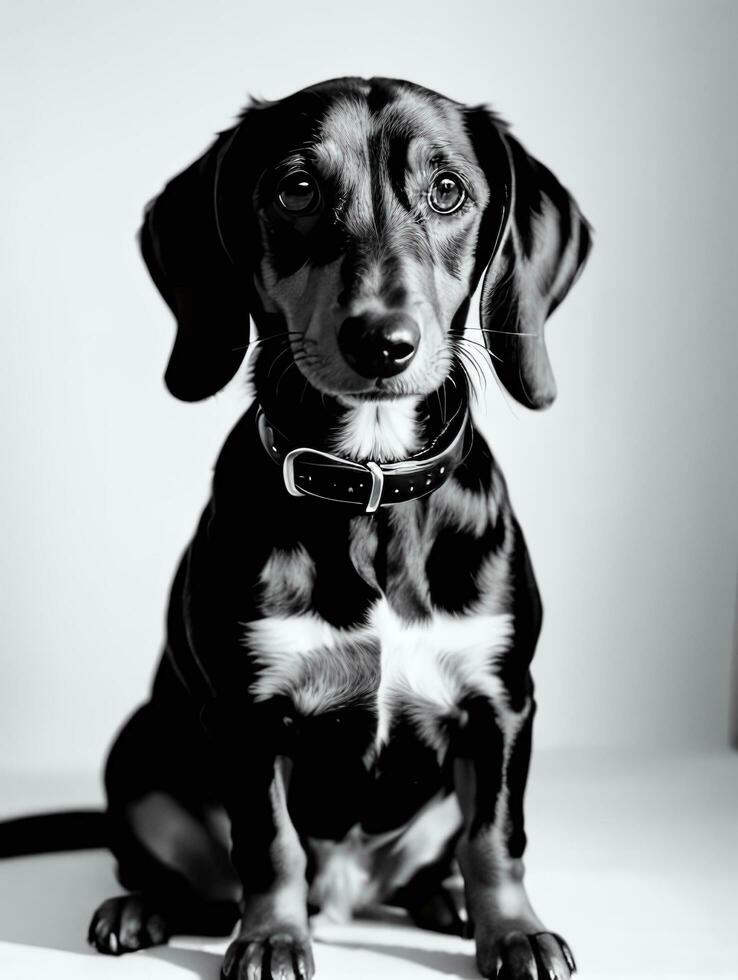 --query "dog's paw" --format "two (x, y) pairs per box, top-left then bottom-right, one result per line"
(221, 930), (315, 980)
(476, 929), (576, 979)
(88, 893), (169, 955)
